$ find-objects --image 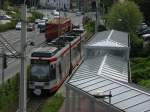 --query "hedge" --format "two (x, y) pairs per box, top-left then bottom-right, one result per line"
(28, 11), (44, 22)
(0, 20), (17, 32)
